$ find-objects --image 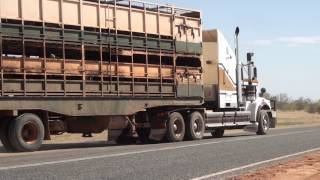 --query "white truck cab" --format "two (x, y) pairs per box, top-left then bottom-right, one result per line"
(202, 29), (277, 135)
